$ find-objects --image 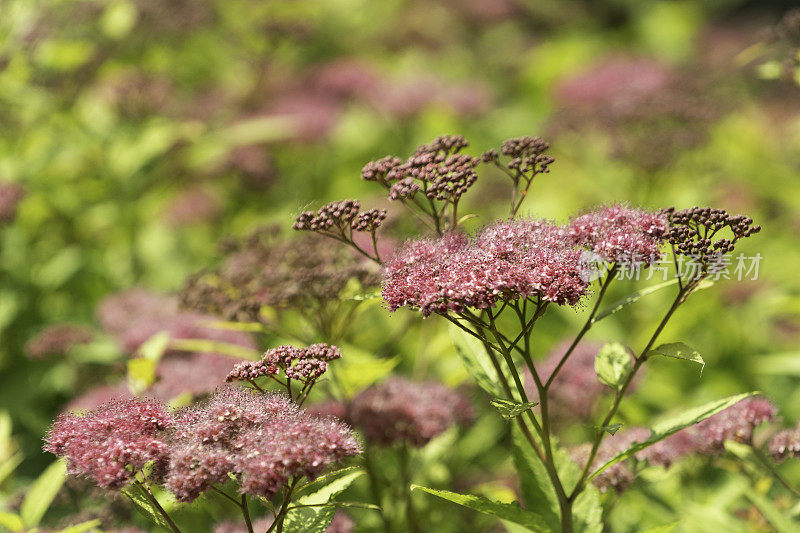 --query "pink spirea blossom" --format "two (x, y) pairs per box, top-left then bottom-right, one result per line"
(164, 387), (360, 502)
(382, 220), (590, 316)
(691, 397), (777, 455)
(44, 399), (172, 489)
(348, 377), (473, 447)
(770, 426), (800, 462)
(25, 324), (93, 359)
(569, 204), (667, 266)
